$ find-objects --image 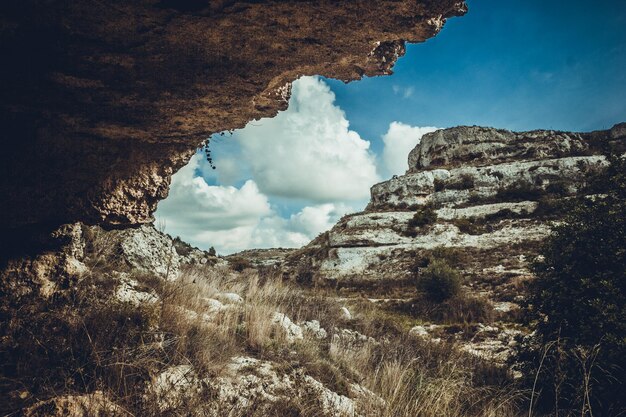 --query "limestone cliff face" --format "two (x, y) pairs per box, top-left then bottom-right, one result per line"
(0, 0), (466, 239)
(287, 123), (625, 300)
